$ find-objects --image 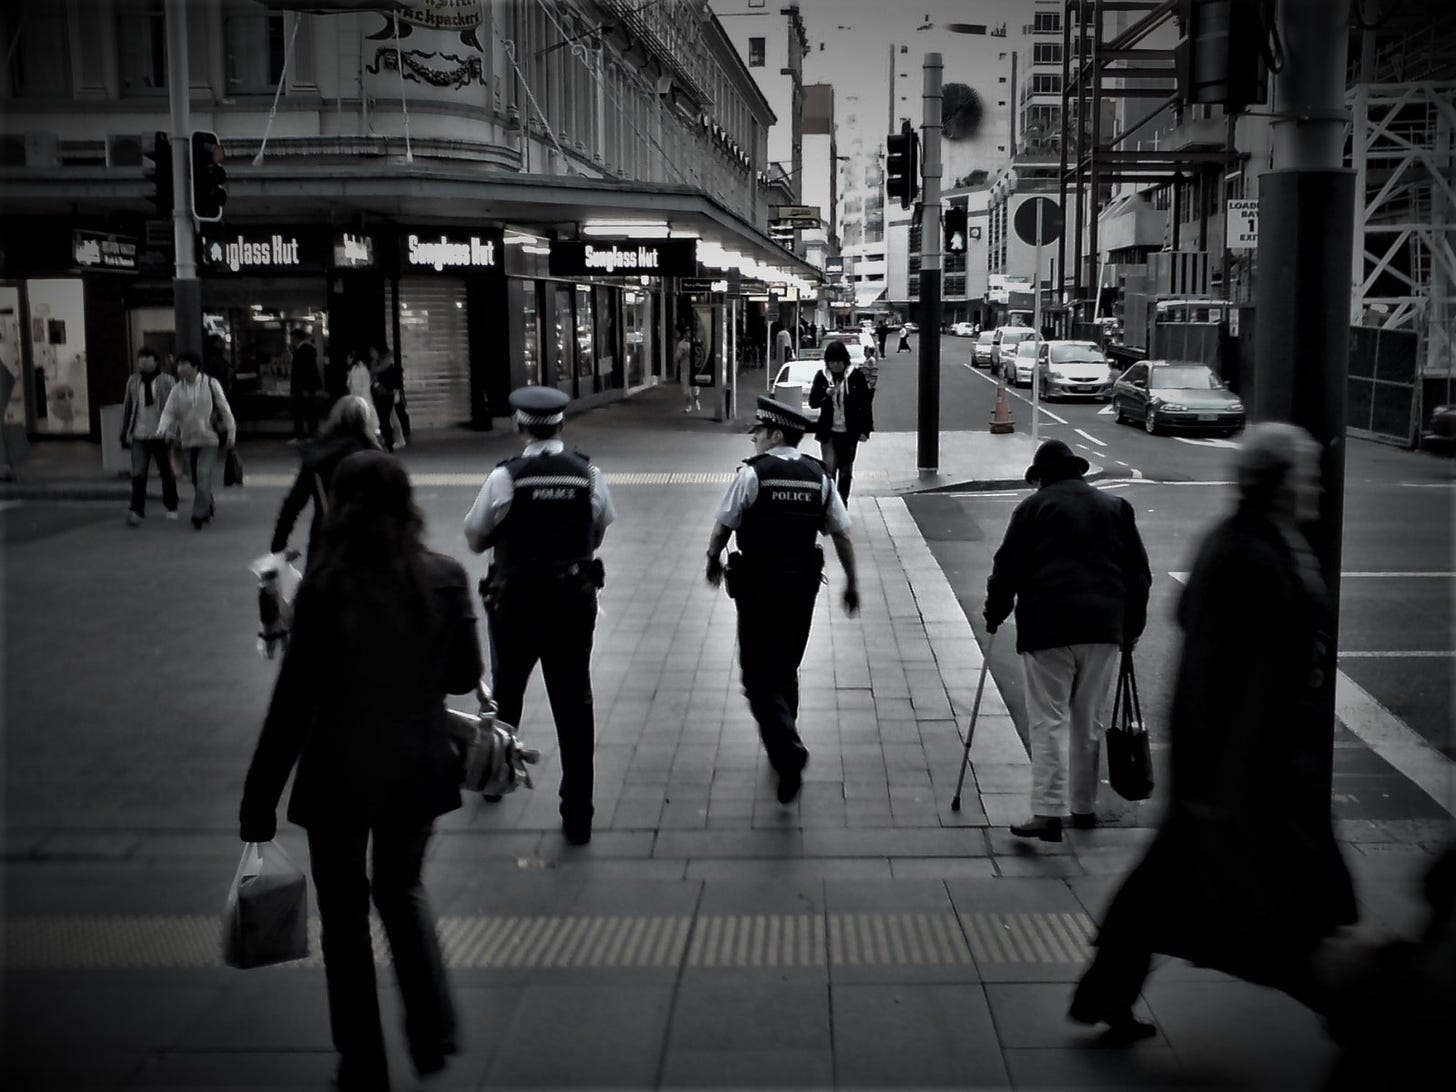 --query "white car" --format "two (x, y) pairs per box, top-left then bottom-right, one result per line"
(949, 321), (977, 337)
(991, 326), (1036, 377)
(1035, 341), (1115, 401)
(1010, 338), (1042, 387)
(771, 360), (824, 410)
